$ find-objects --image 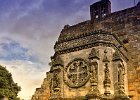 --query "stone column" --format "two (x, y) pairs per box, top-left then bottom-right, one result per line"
(103, 49), (111, 96)
(103, 63), (111, 96)
(86, 48), (100, 100)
